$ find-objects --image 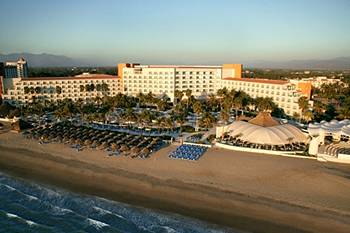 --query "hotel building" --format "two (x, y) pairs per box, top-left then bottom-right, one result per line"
(2, 57), (29, 79)
(119, 63), (311, 116)
(1, 62), (312, 116)
(1, 73), (121, 105)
